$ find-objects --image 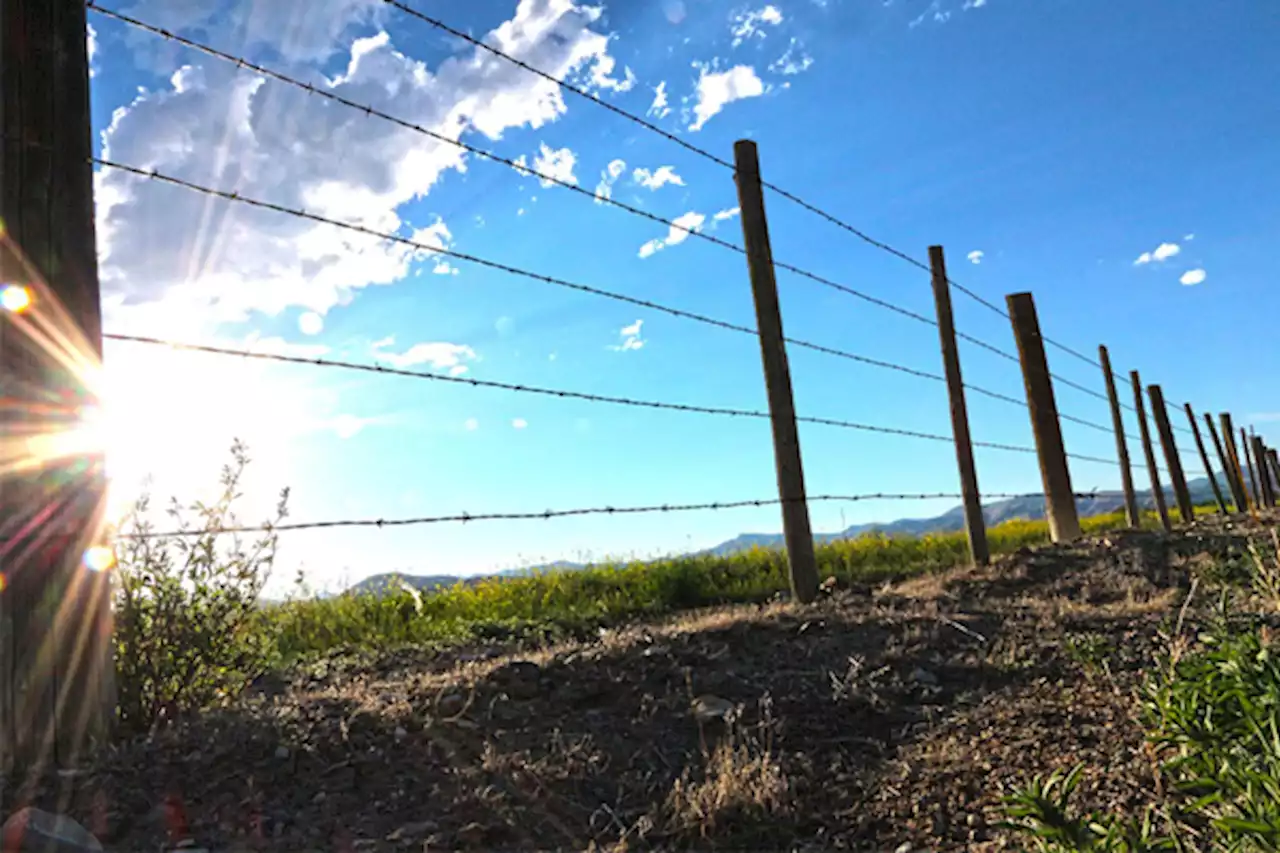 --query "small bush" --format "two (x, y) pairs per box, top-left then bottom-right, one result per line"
(111, 439), (288, 732)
